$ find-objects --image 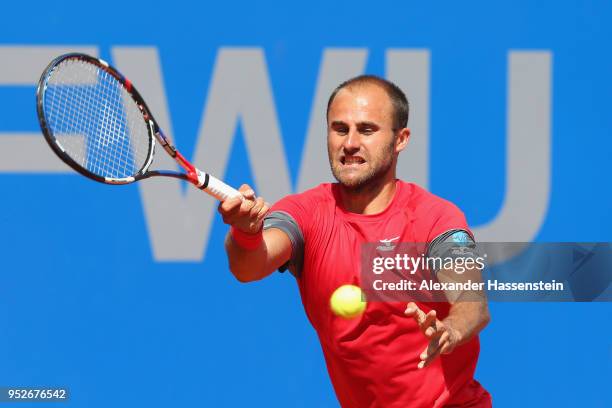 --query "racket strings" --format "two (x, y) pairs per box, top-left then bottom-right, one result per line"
(43, 58), (150, 180)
